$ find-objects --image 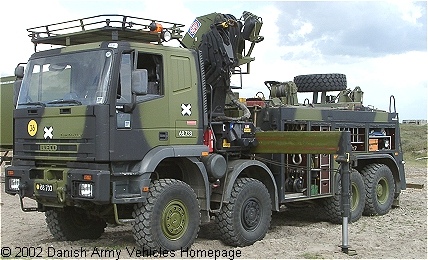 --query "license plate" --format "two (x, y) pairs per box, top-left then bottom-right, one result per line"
(35, 183), (53, 192)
